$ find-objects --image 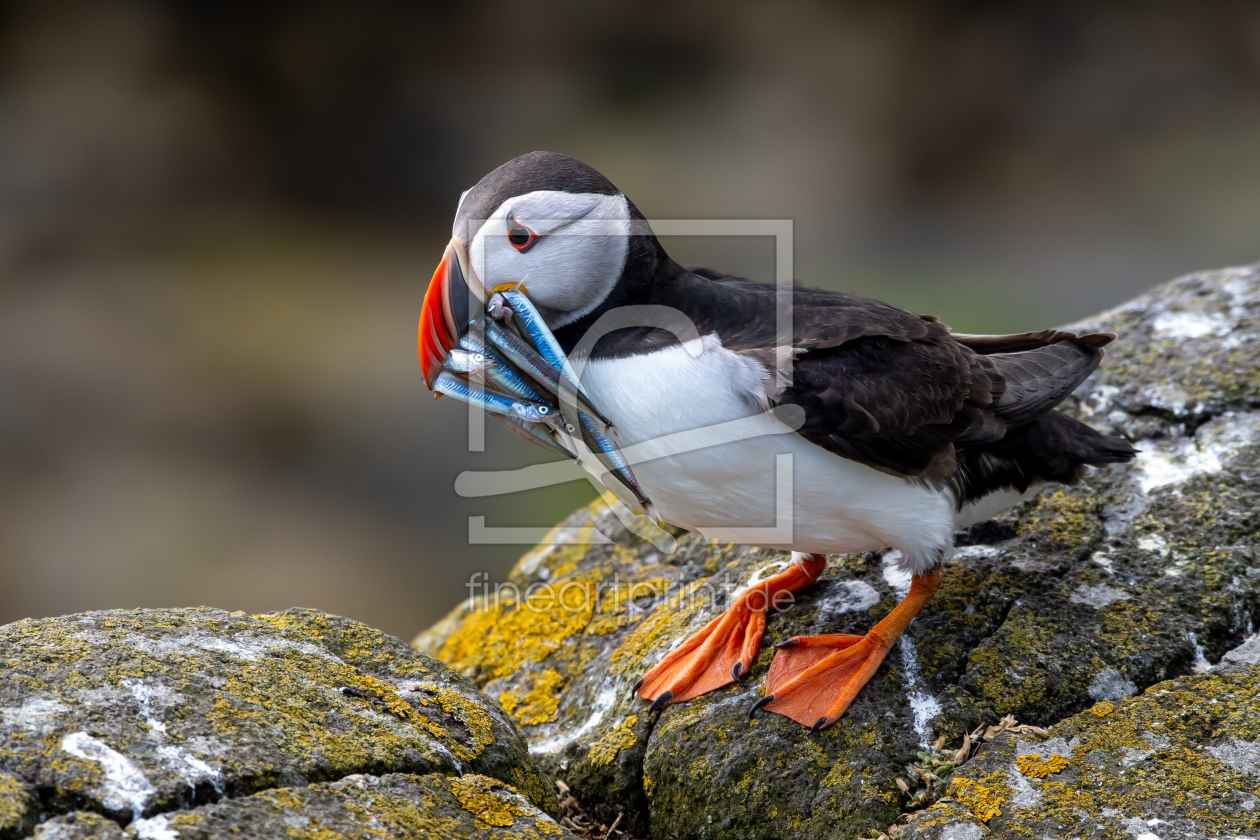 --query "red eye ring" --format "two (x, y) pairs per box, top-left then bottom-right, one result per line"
(507, 216), (541, 253)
